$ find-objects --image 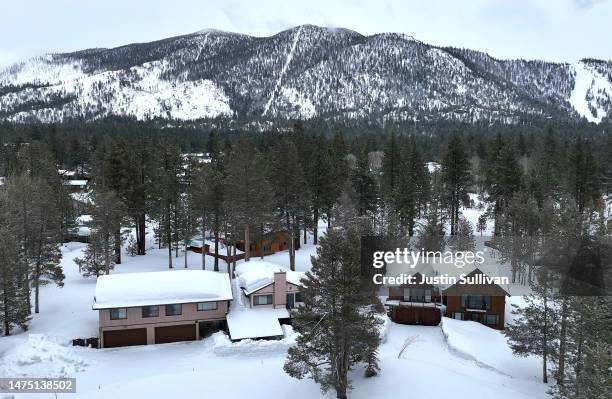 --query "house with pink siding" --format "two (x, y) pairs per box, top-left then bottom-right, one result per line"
(93, 270), (232, 348)
(236, 261), (305, 310)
